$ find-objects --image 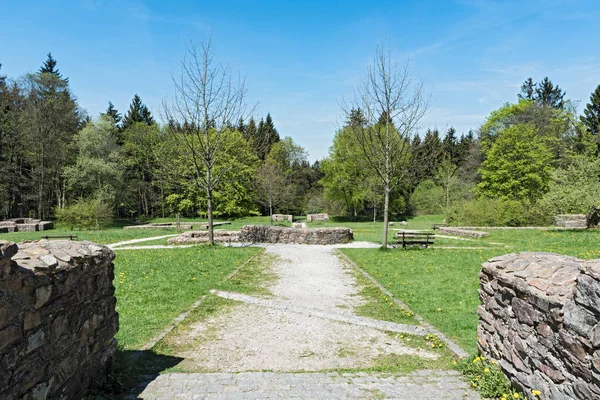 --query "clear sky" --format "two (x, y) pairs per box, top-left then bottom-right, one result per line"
(2, 0), (599, 161)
